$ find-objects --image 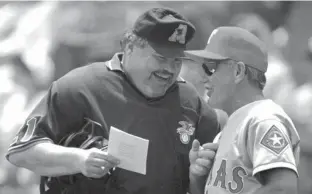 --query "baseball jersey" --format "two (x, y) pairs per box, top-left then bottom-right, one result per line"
(6, 53), (220, 194)
(205, 99), (300, 194)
